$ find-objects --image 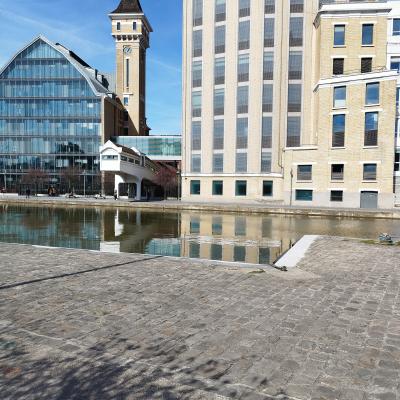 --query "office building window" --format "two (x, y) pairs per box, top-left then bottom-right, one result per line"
(262, 84), (273, 112)
(213, 119), (224, 150)
(191, 154), (201, 173)
(394, 19), (400, 36)
(235, 180), (247, 196)
(237, 86), (249, 114)
(262, 116), (272, 148)
(236, 117), (248, 149)
(288, 84), (302, 112)
(239, 0), (250, 18)
(333, 86), (346, 108)
(193, 0), (203, 27)
(236, 153), (247, 173)
(332, 114), (345, 147)
(190, 180), (201, 195)
(261, 152), (272, 173)
(365, 82), (379, 105)
(290, 0), (303, 13)
(295, 190), (313, 201)
(365, 112), (378, 146)
(192, 61), (202, 88)
(264, 18), (275, 47)
(361, 57), (373, 73)
(238, 54), (250, 82)
(333, 58), (344, 75)
(265, 0), (275, 14)
(288, 51), (302, 79)
(192, 91), (202, 117)
(363, 164), (377, 181)
(391, 56), (400, 72)
(213, 154), (224, 173)
(330, 190), (343, 202)
(238, 20), (250, 50)
(287, 116), (301, 147)
(263, 181), (273, 197)
(334, 25), (345, 46)
(212, 180), (223, 196)
(263, 52), (274, 80)
(215, 26), (226, 54)
(362, 24), (374, 46)
(214, 88), (225, 115)
(297, 165), (312, 181)
(191, 121), (201, 151)
(192, 30), (202, 57)
(289, 17), (303, 47)
(215, 0), (226, 22)
(331, 164), (344, 181)
(214, 58), (225, 85)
